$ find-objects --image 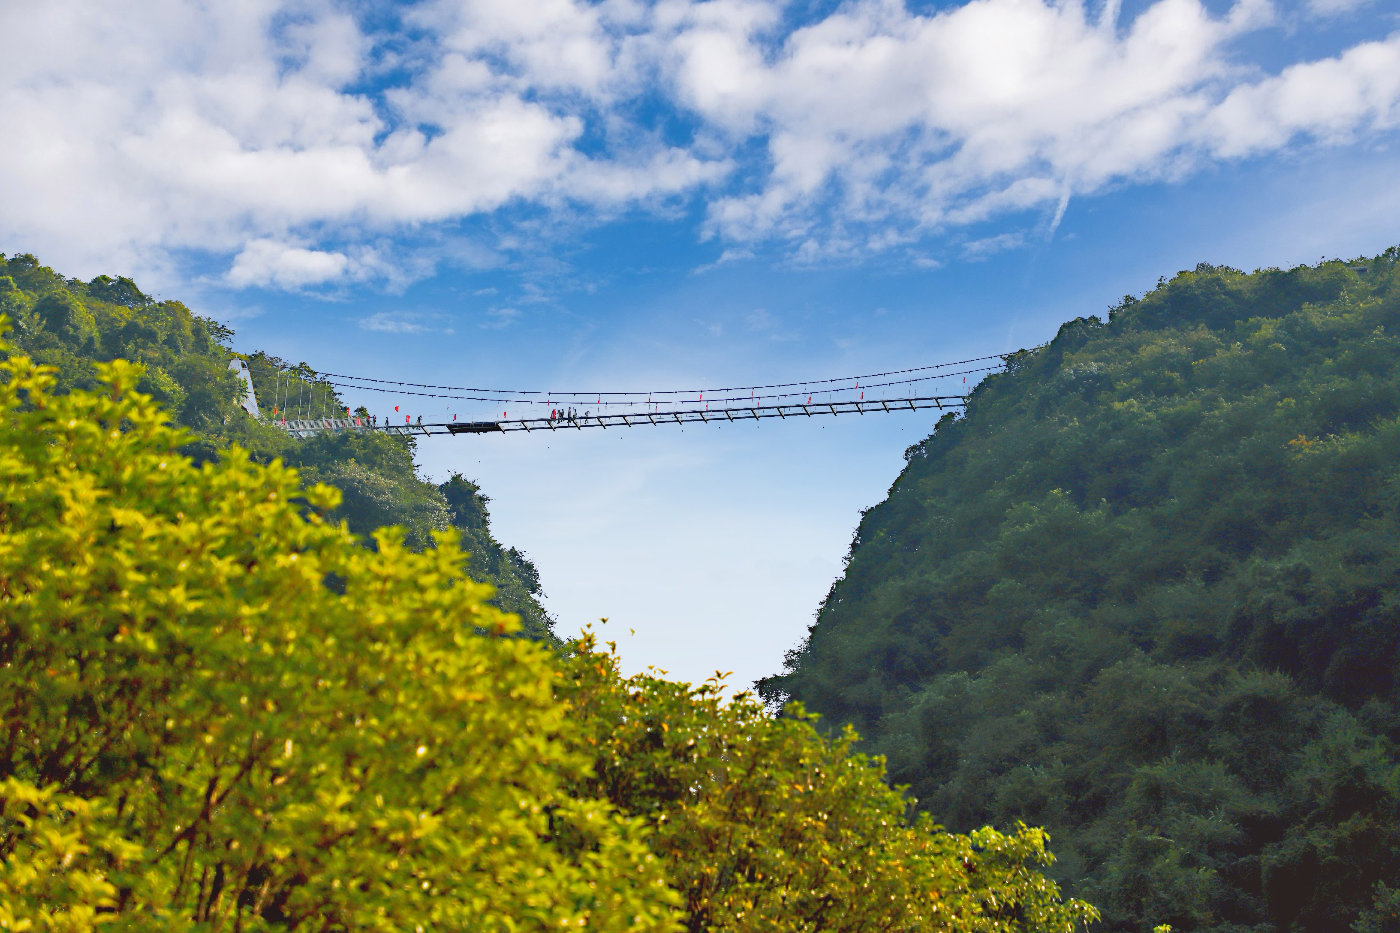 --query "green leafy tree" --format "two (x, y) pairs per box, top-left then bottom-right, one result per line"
(764, 251), (1400, 932)
(0, 323), (1091, 932)
(32, 291), (98, 348)
(558, 640), (1098, 932)
(0, 329), (679, 930)
(0, 254), (555, 640)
